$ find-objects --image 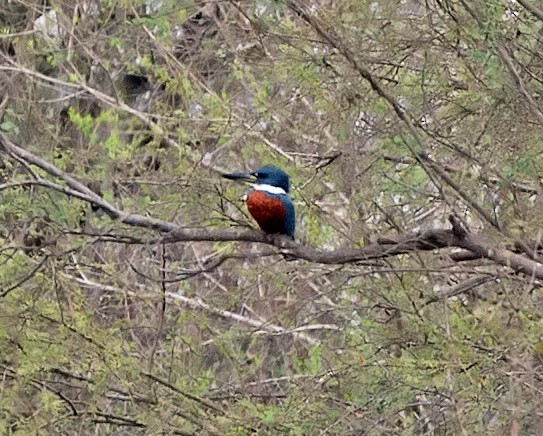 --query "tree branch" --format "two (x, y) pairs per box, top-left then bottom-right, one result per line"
(517, 0), (543, 22)
(1, 132), (177, 232)
(2, 134), (543, 279)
